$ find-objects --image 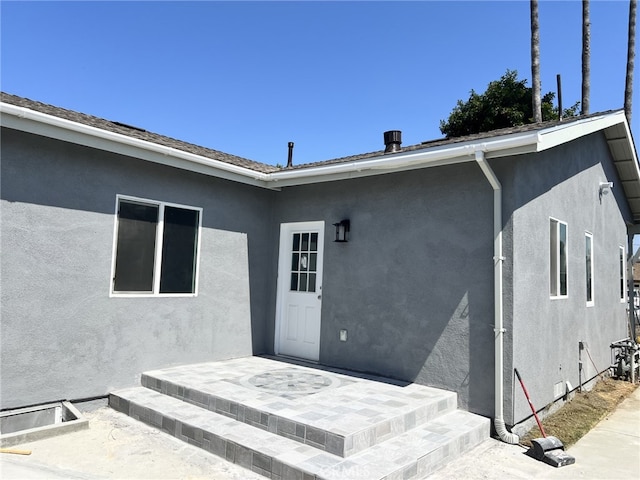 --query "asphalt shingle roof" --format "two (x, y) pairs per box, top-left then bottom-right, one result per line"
(1, 92), (279, 174)
(1, 91), (623, 173)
